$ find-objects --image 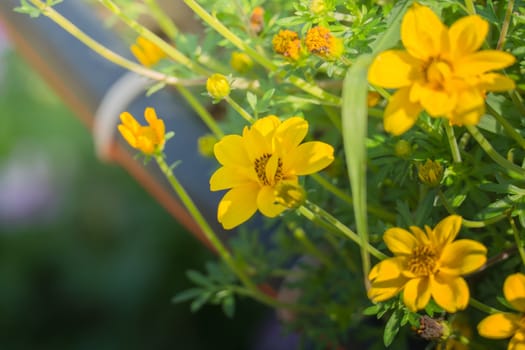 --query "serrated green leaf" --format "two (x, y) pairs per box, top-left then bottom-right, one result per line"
(383, 310), (401, 347)
(171, 287), (204, 303)
(186, 270), (213, 288)
(190, 291), (212, 313)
